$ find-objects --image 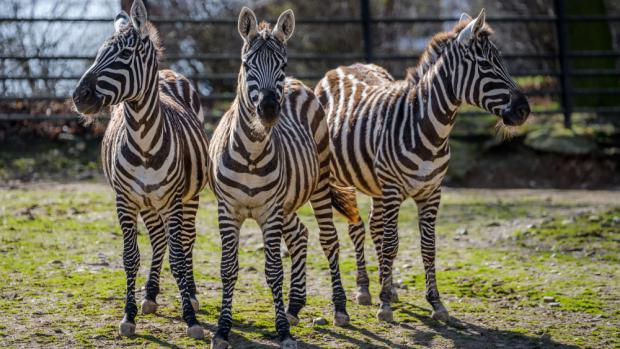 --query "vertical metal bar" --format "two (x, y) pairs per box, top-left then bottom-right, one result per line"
(554, 0), (572, 128)
(360, 0), (373, 62)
